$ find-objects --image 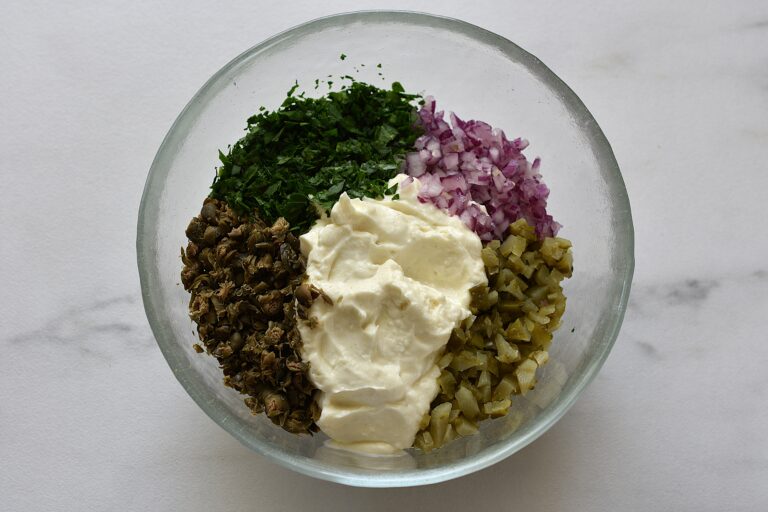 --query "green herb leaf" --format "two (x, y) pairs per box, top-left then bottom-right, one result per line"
(209, 79), (422, 233)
